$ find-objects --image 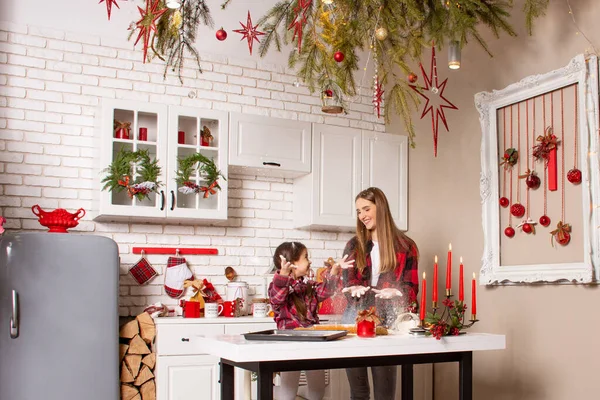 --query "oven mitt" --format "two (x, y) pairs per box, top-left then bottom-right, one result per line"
(164, 256), (193, 298)
(128, 256), (158, 285)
